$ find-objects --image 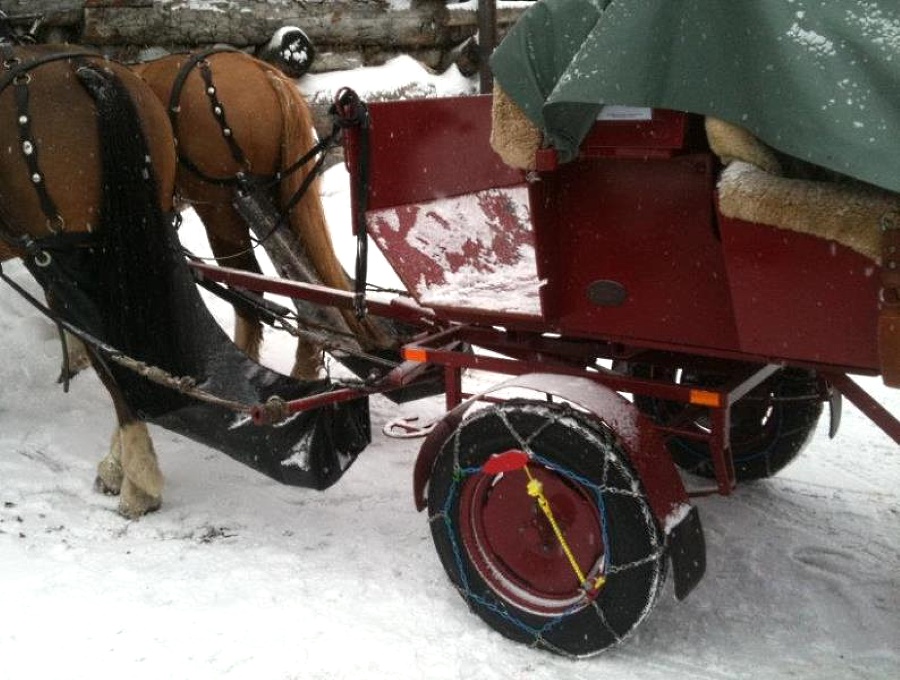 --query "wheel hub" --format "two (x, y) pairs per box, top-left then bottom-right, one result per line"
(459, 462), (606, 616)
